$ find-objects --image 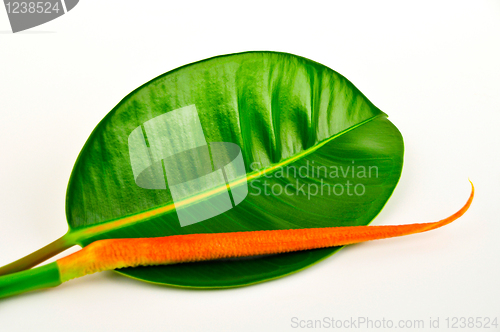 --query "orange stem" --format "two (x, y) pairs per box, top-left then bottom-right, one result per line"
(57, 181), (474, 282)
